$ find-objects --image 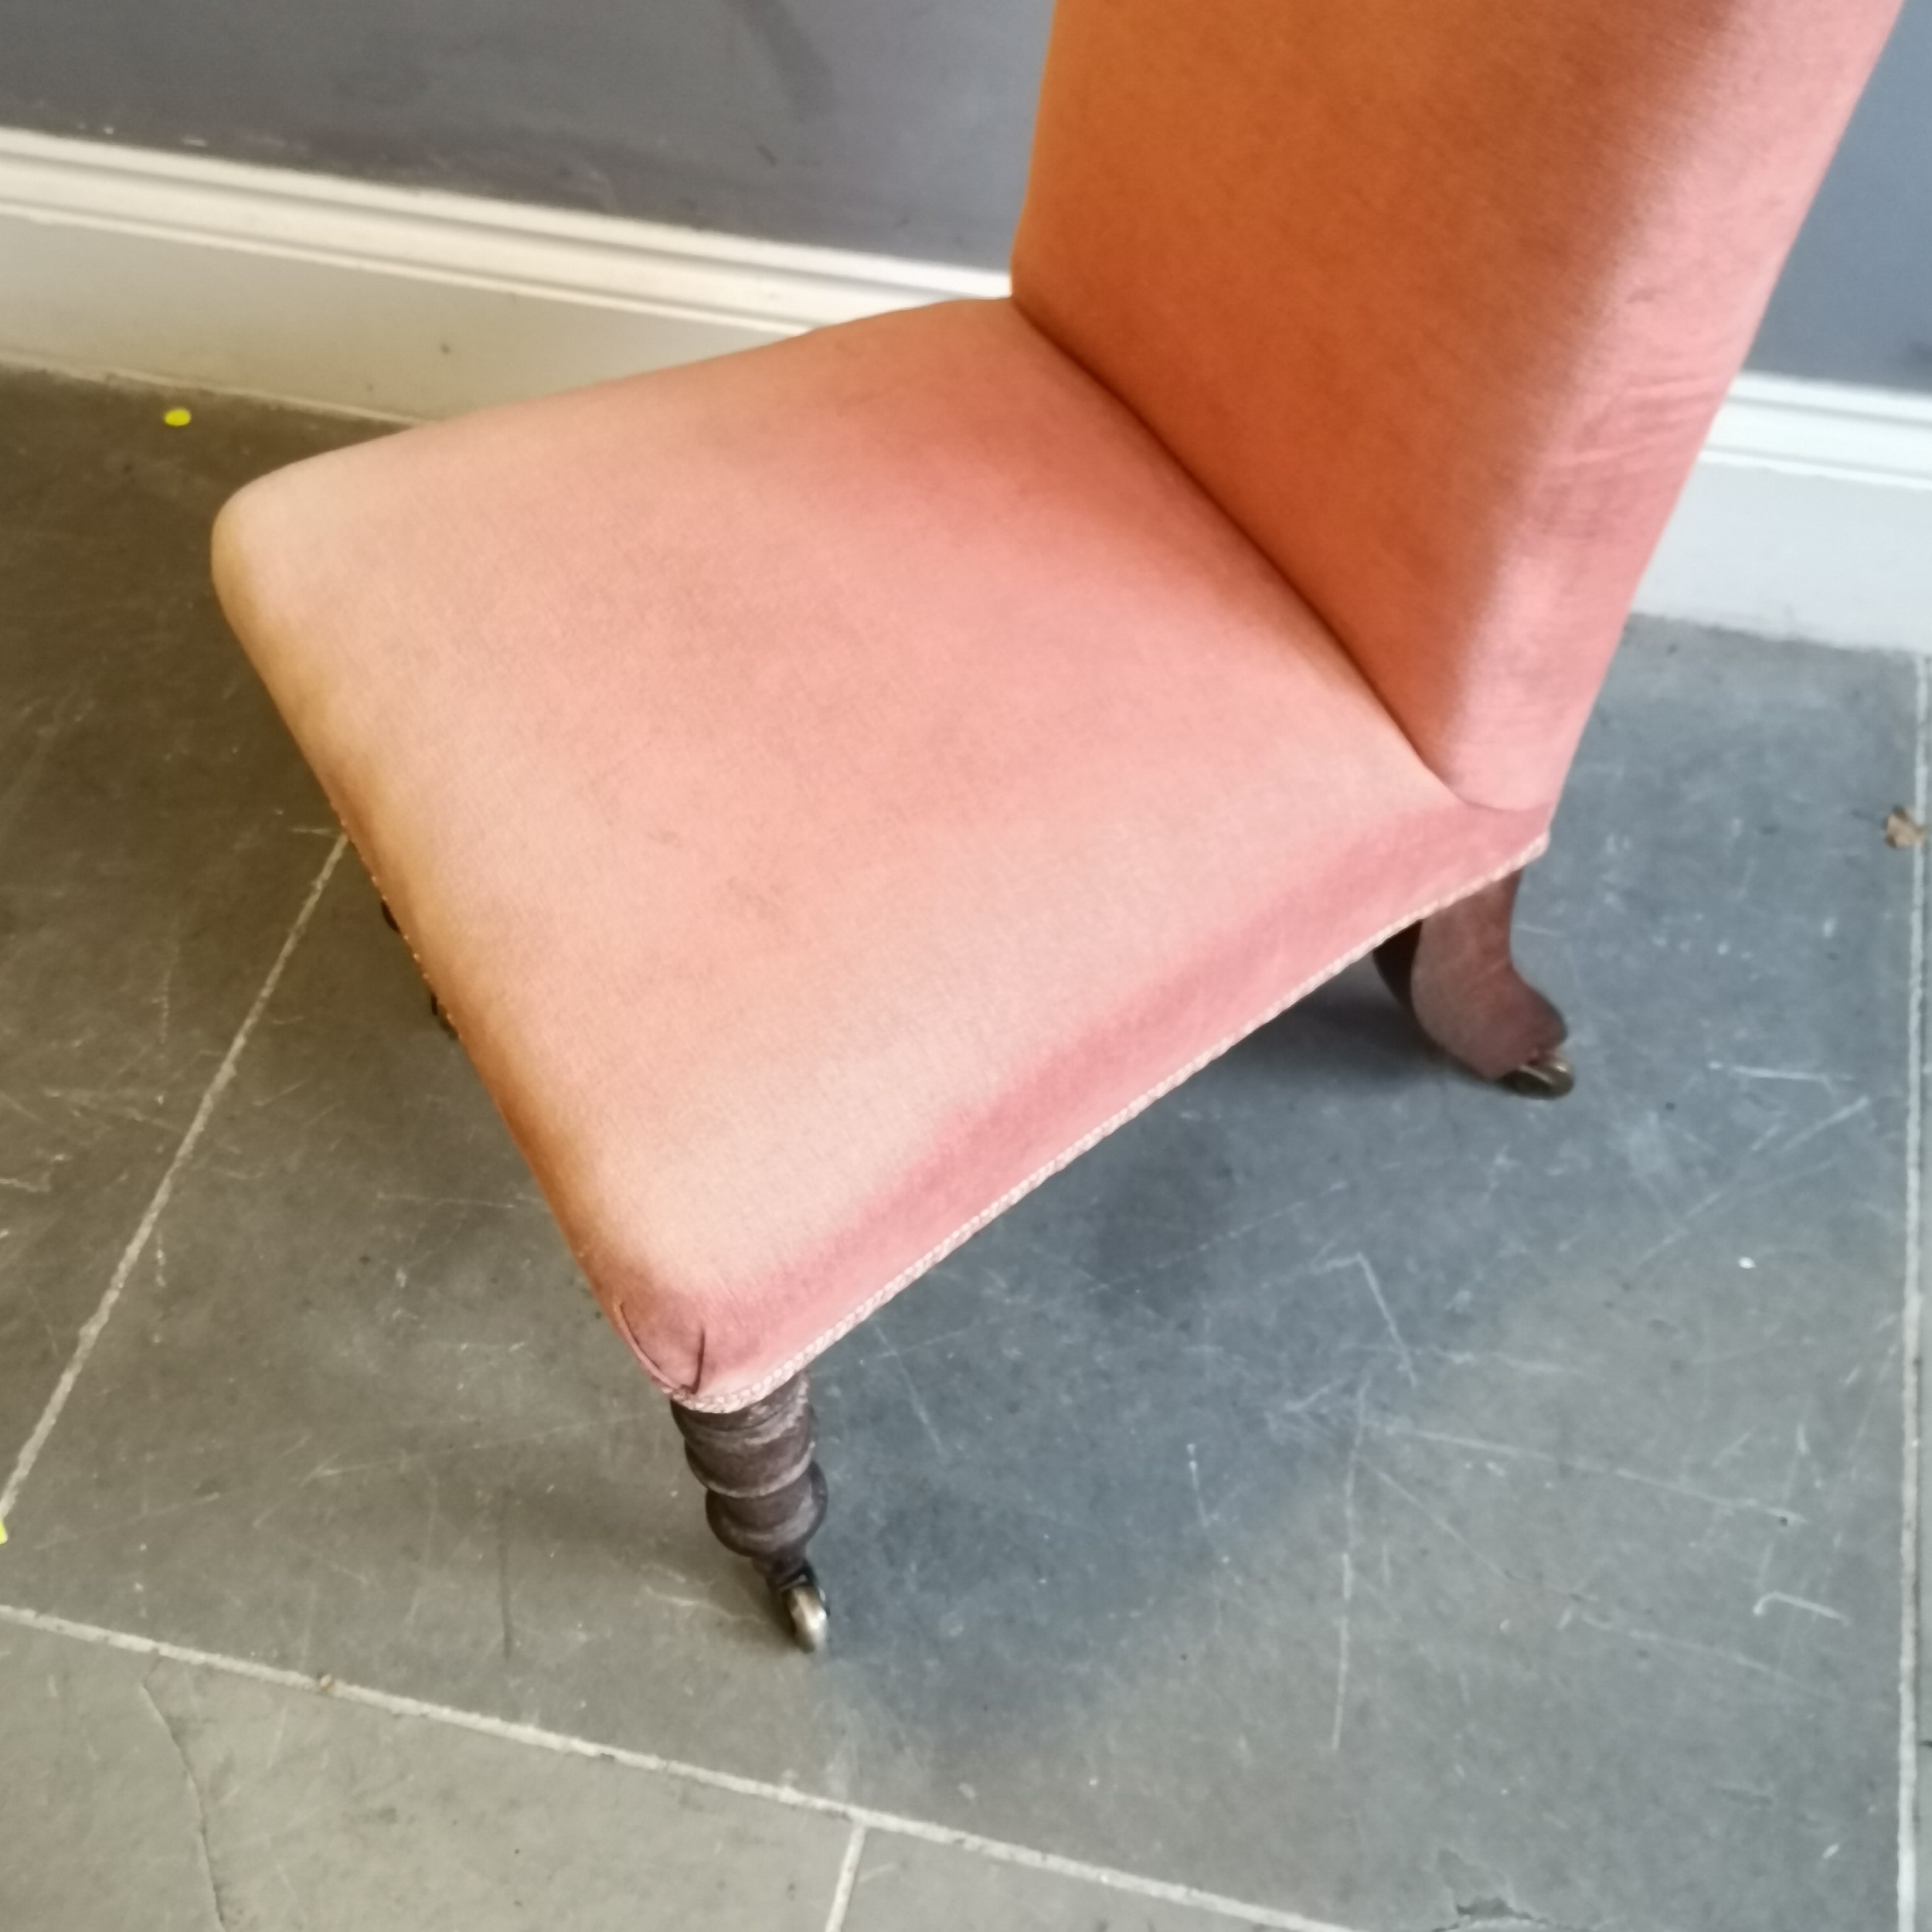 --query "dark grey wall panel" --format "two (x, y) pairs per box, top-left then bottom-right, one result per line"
(2, 0), (1925, 390)
(0, 0), (1056, 264)
(1750, 0), (1932, 392)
